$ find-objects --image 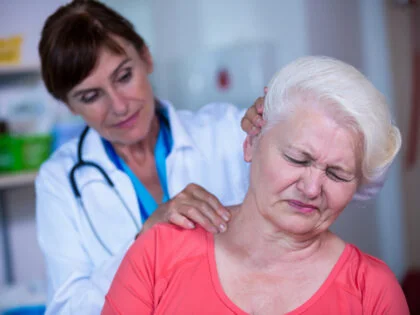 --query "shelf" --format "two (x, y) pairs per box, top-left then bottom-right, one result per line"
(0, 64), (41, 76)
(0, 171), (38, 189)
